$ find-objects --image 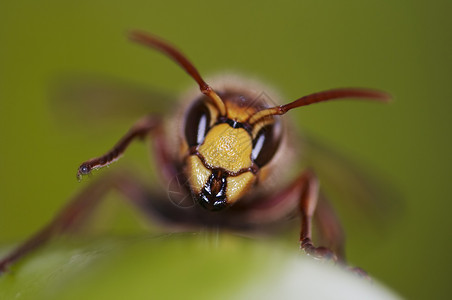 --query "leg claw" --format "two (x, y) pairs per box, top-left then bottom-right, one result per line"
(301, 238), (338, 261)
